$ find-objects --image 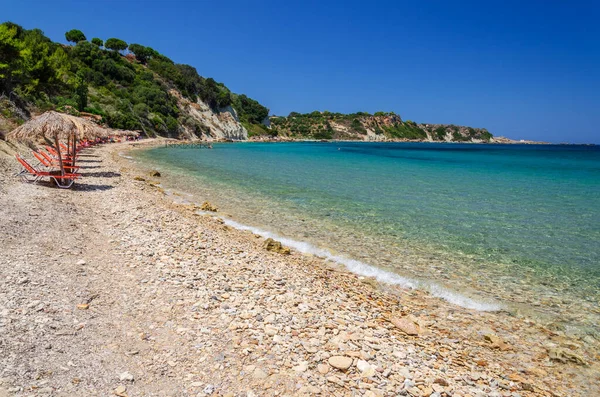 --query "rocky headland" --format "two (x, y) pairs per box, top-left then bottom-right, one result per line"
(266, 112), (495, 143)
